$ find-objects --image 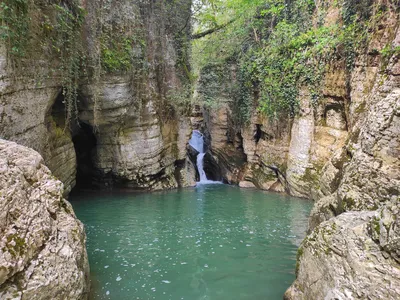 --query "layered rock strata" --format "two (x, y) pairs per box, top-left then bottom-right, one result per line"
(285, 2), (400, 298)
(0, 0), (195, 192)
